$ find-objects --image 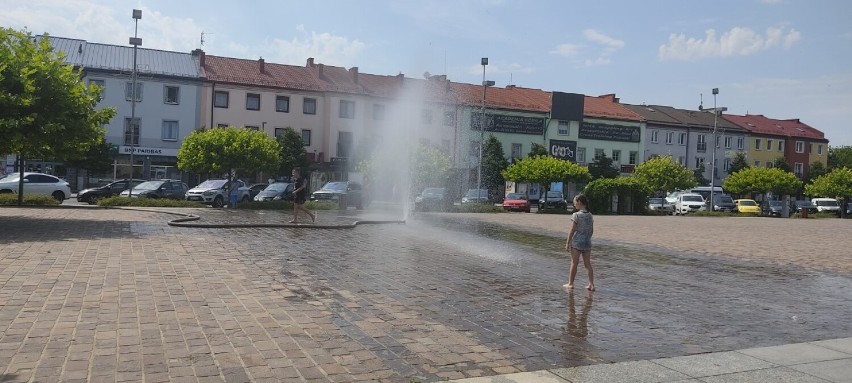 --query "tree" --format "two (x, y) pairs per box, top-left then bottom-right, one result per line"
(693, 163), (710, 186)
(63, 138), (115, 175)
(723, 167), (802, 198)
(481, 135), (509, 200)
(502, 155), (591, 196)
(805, 167), (852, 218)
(528, 142), (548, 157)
(828, 146), (852, 170)
(728, 152), (749, 175)
(409, 143), (453, 198)
(0, 28), (116, 204)
(177, 127), (280, 198)
(584, 177), (651, 214)
(772, 157), (792, 173)
(634, 155), (696, 196)
(275, 127), (308, 175)
(807, 161), (827, 184)
(587, 154), (620, 180)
